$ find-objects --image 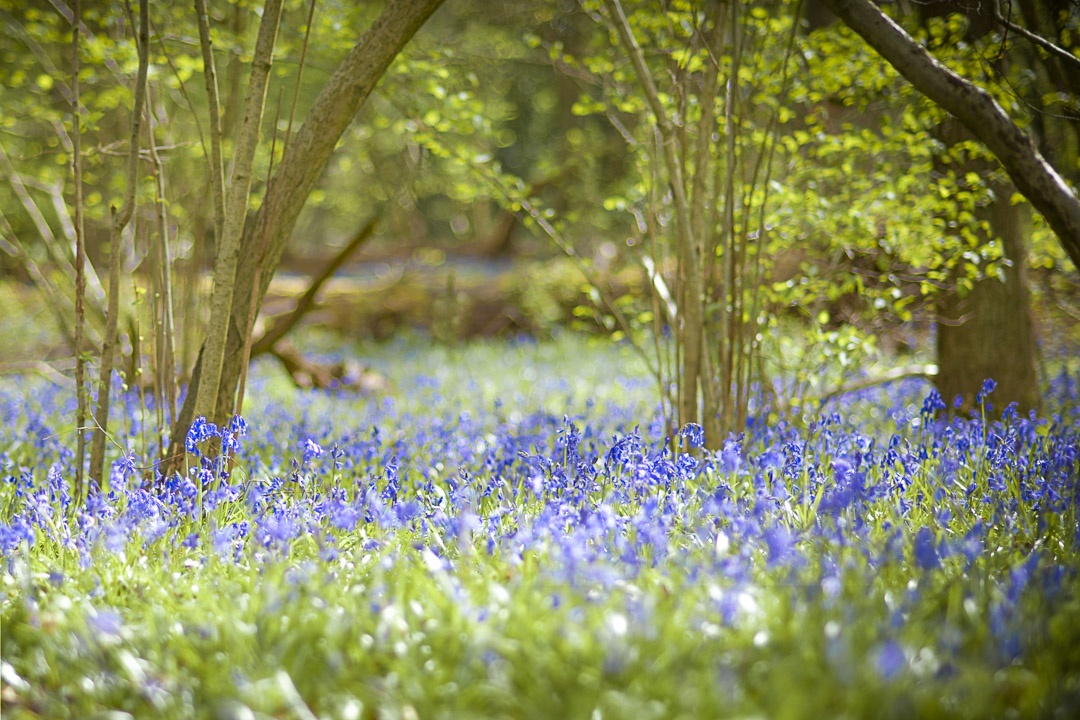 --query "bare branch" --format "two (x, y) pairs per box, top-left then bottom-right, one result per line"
(993, 0), (1080, 74)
